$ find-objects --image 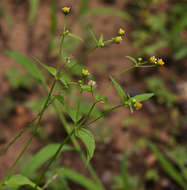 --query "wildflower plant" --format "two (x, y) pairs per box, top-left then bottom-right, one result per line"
(0, 6), (165, 190)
